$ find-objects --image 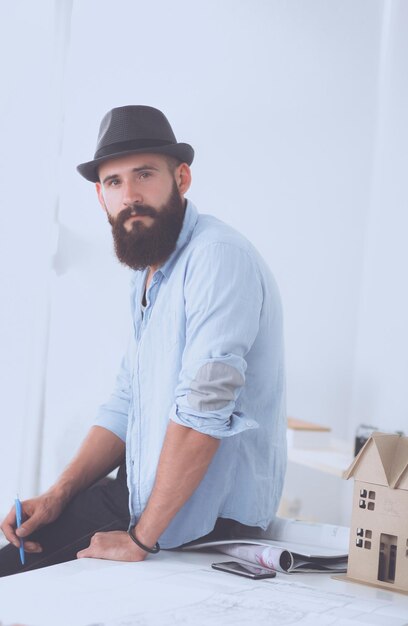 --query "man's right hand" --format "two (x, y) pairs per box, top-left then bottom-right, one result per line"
(1, 491), (66, 553)
(1, 426), (125, 554)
